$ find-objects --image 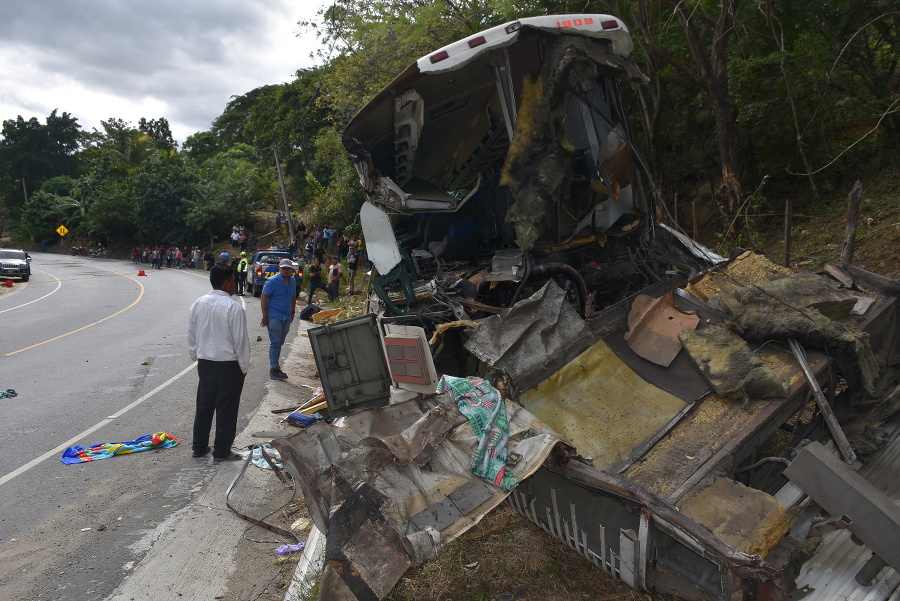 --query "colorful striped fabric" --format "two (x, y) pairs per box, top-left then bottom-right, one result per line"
(60, 432), (180, 464)
(436, 375), (518, 491)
